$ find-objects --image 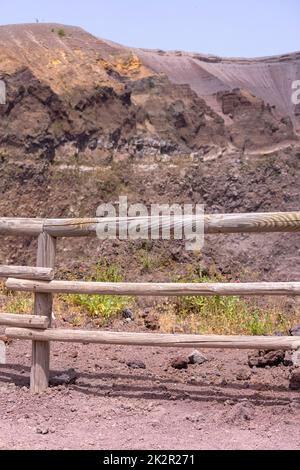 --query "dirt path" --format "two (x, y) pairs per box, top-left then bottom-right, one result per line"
(0, 338), (299, 450)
